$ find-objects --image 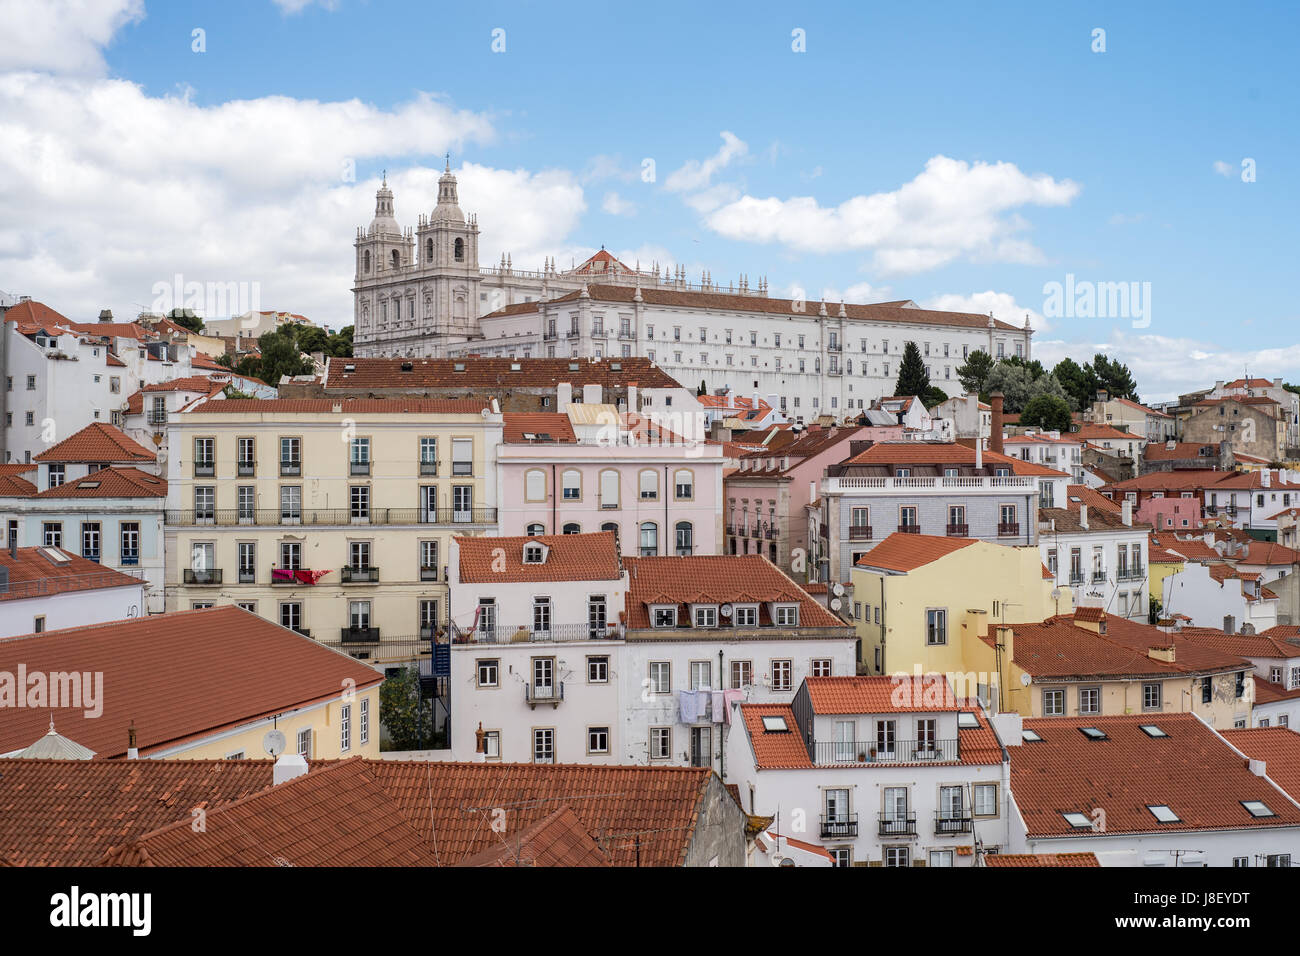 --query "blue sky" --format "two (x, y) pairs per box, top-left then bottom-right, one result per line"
(2, 0), (1297, 399)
